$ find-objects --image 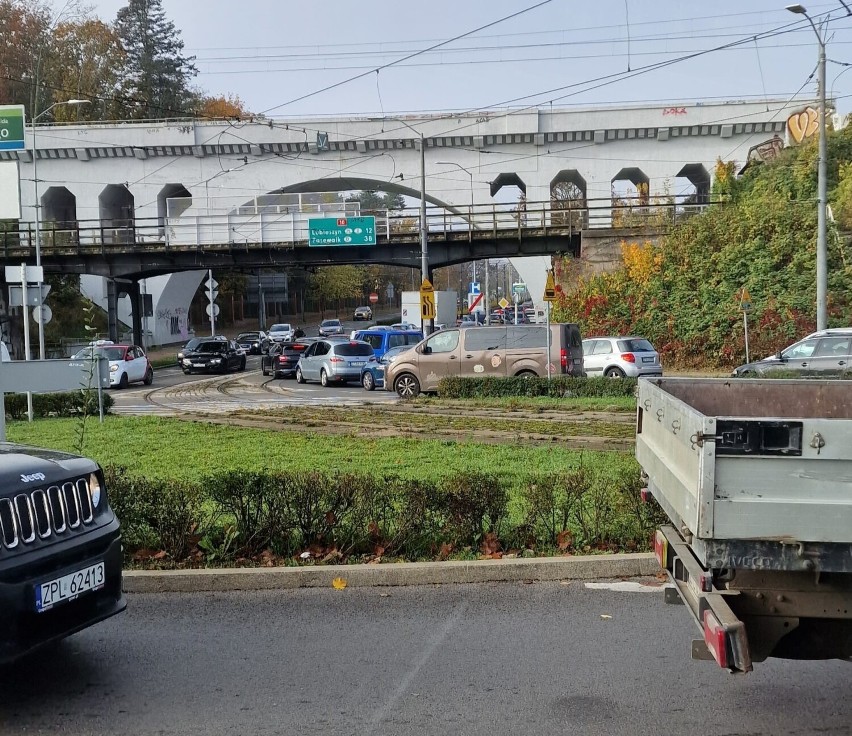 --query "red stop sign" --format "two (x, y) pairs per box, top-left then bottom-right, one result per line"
(369, 292), (379, 304)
